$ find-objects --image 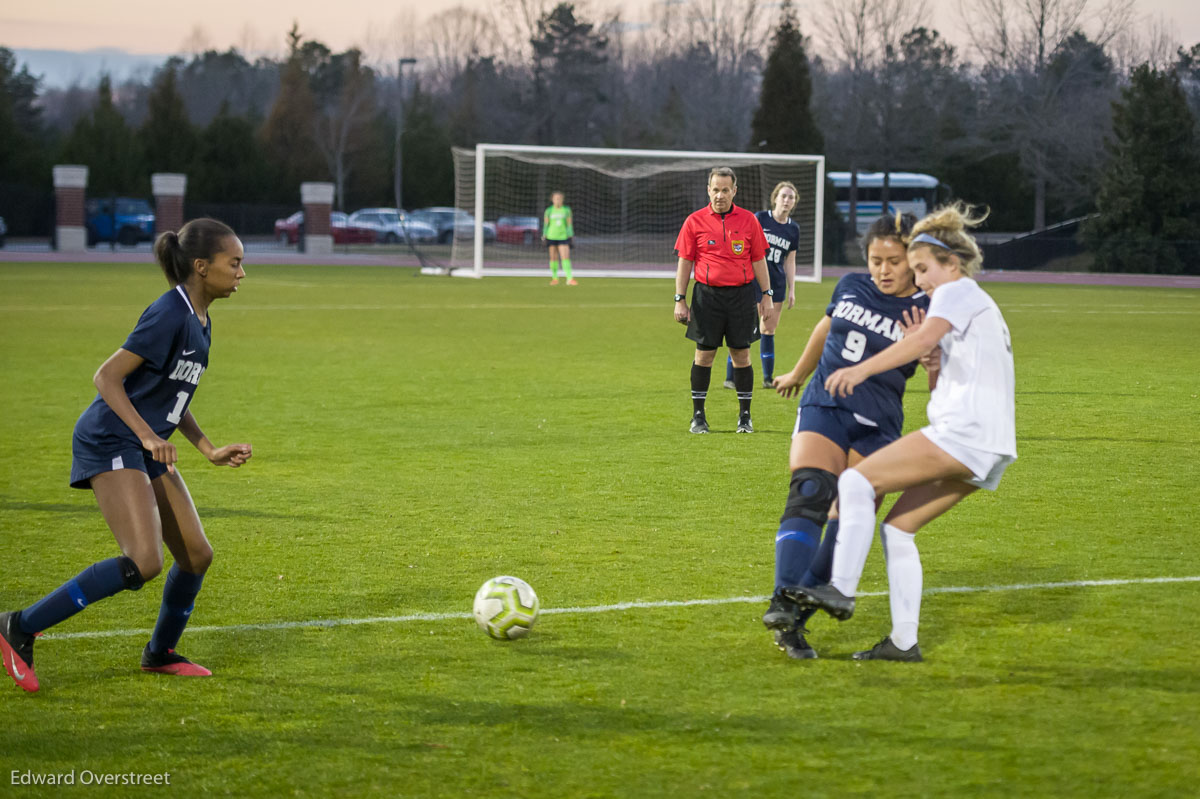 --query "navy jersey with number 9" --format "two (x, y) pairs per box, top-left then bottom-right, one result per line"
(73, 285), (211, 453)
(799, 273), (929, 440)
